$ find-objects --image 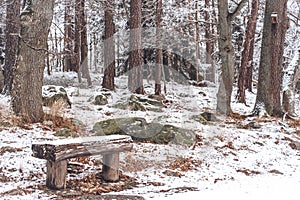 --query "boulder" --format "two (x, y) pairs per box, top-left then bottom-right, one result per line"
(42, 85), (71, 108)
(88, 93), (109, 105)
(112, 94), (165, 112)
(192, 111), (219, 125)
(92, 117), (195, 145)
